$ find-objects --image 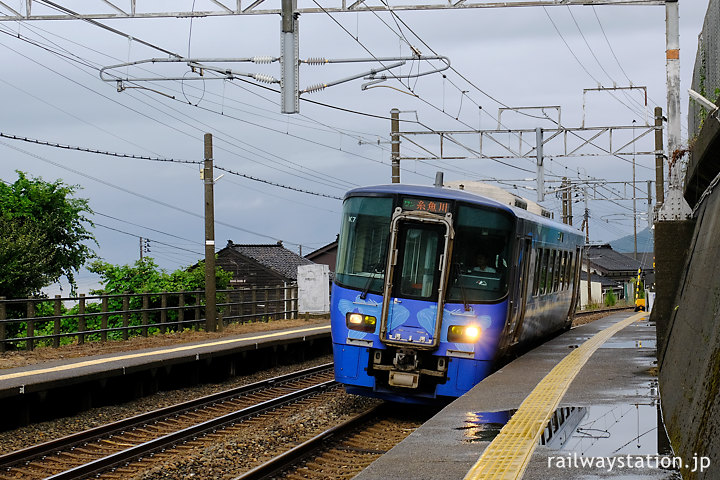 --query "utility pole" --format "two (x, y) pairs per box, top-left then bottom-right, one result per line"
(647, 180), (653, 230)
(203, 133), (217, 332)
(654, 106), (665, 209)
(583, 188), (592, 308)
(391, 108), (400, 183)
(632, 120), (638, 260)
(536, 127), (544, 202)
(562, 177), (569, 225)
